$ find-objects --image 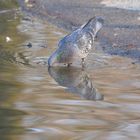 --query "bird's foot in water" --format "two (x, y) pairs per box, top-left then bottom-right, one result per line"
(81, 58), (86, 69)
(67, 63), (72, 67)
(94, 35), (98, 41)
